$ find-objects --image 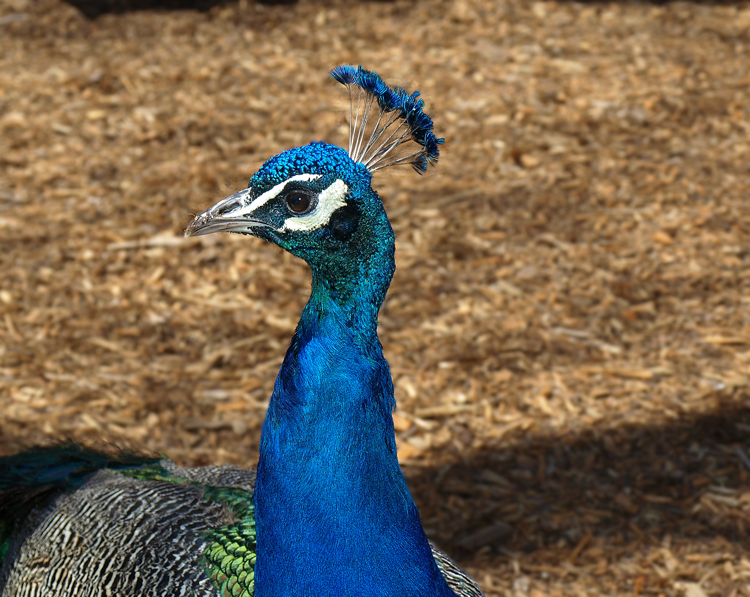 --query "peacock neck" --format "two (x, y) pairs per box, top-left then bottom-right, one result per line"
(252, 235), (456, 596)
